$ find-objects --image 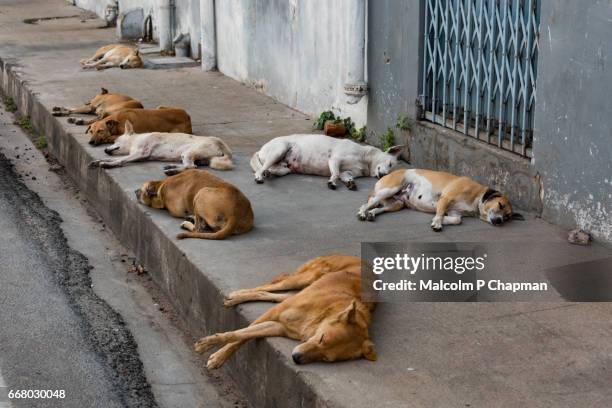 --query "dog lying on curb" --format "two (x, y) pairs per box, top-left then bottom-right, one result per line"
(250, 134), (403, 190)
(135, 169), (253, 240)
(87, 107), (192, 145)
(52, 88), (143, 125)
(195, 254), (377, 368)
(357, 168), (524, 230)
(89, 121), (234, 174)
(80, 44), (143, 70)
